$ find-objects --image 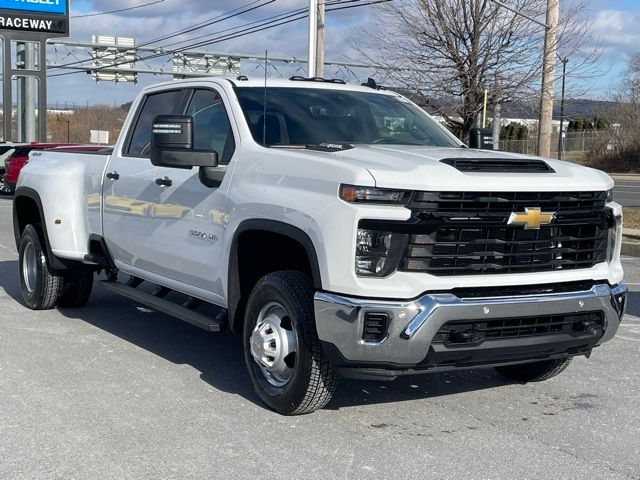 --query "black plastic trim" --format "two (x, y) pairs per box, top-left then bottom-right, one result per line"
(321, 332), (600, 378)
(87, 233), (116, 269)
(13, 186), (67, 270)
(441, 157), (555, 173)
(228, 219), (323, 333)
